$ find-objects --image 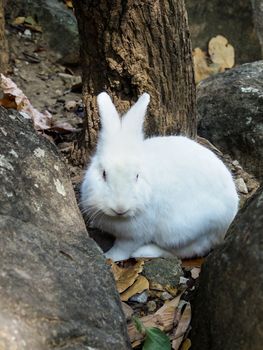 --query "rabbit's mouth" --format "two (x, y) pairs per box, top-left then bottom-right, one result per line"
(111, 208), (130, 216)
